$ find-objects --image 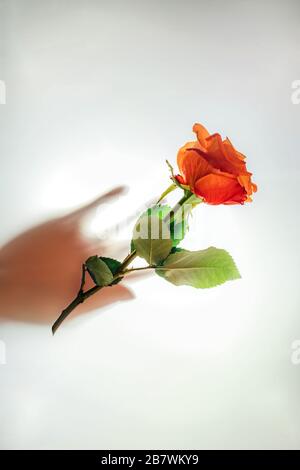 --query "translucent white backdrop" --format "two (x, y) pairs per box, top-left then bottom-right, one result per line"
(0, 0), (300, 449)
